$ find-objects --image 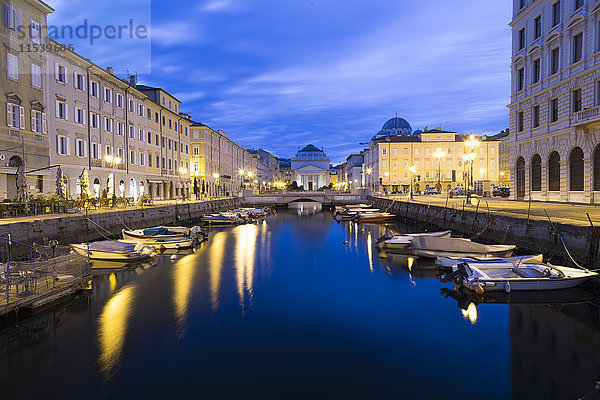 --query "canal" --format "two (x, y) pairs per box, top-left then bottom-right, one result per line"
(1, 203), (600, 399)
